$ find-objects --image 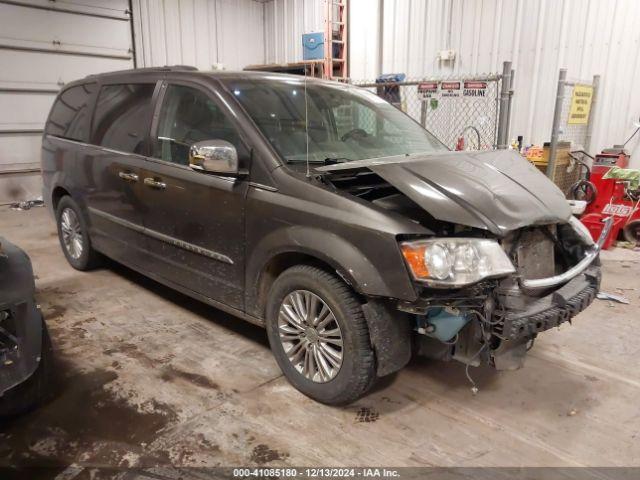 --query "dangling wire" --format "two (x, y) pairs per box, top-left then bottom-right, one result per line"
(471, 308), (503, 327)
(465, 342), (488, 396)
(304, 65), (310, 178)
